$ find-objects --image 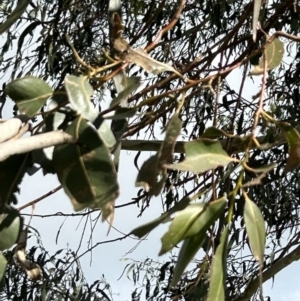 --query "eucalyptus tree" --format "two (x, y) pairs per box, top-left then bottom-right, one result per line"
(0, 0), (300, 300)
